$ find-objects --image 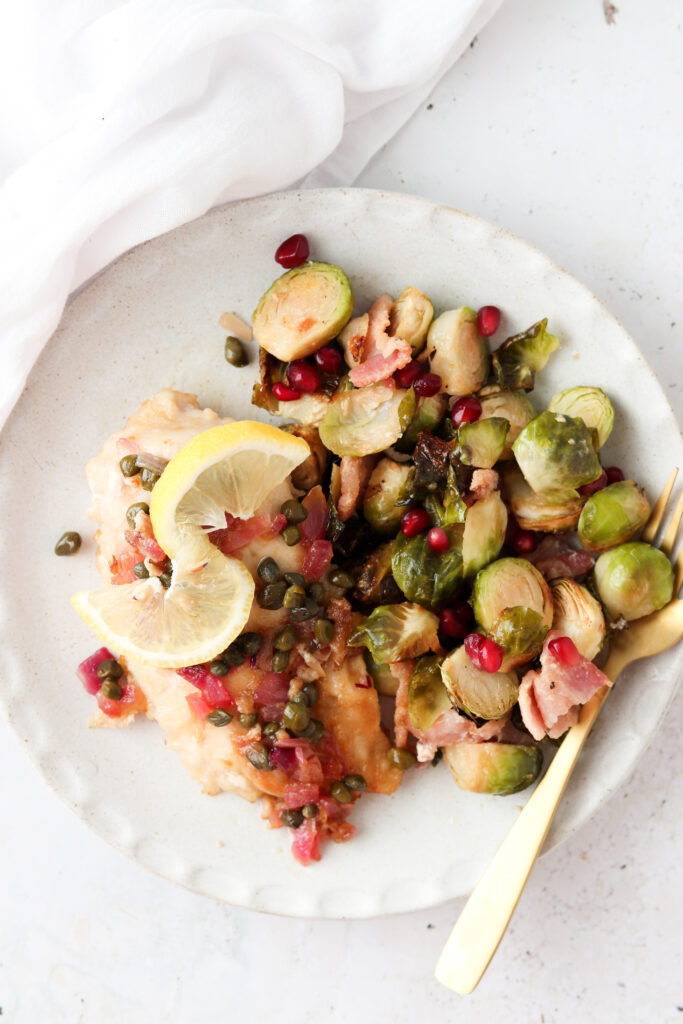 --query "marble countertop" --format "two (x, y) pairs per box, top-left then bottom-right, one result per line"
(1, 0), (681, 1020)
